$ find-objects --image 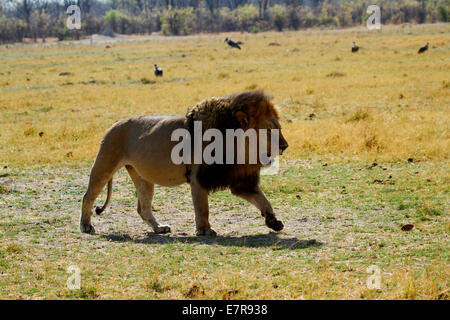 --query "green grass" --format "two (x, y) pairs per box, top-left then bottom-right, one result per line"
(0, 160), (448, 299)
